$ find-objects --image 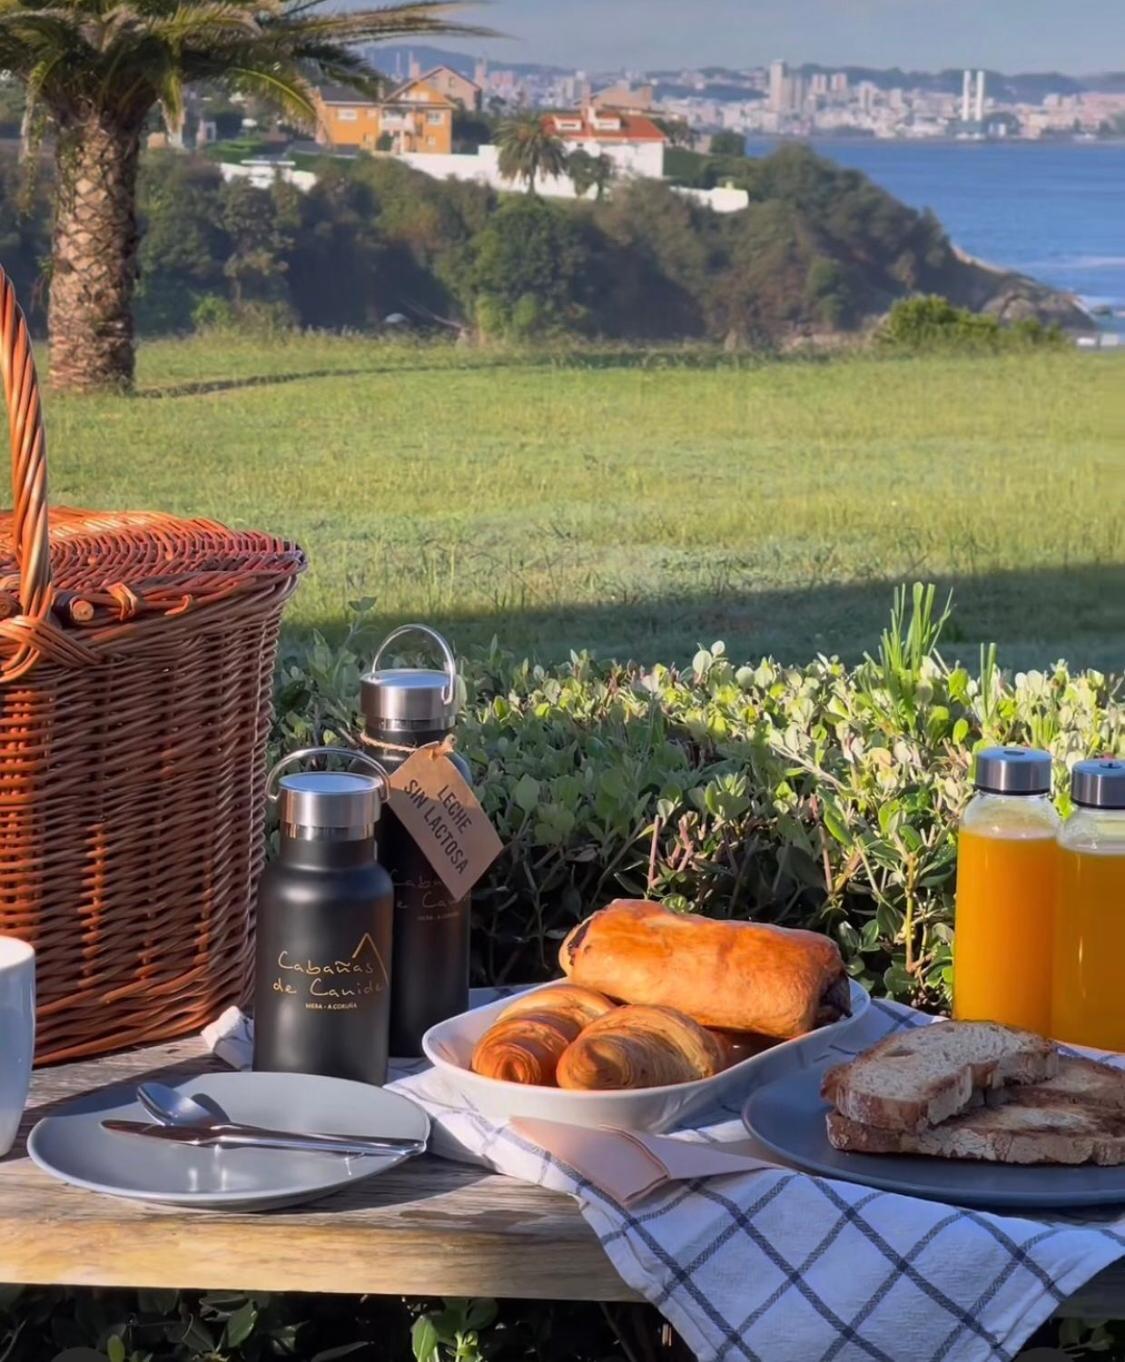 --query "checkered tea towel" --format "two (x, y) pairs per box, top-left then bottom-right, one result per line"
(204, 998), (1125, 1362)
